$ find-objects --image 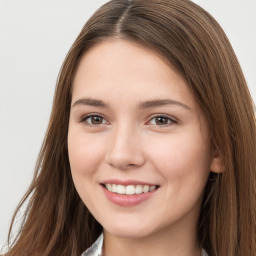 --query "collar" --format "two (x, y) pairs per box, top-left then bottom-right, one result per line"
(81, 233), (209, 256)
(81, 233), (103, 256)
